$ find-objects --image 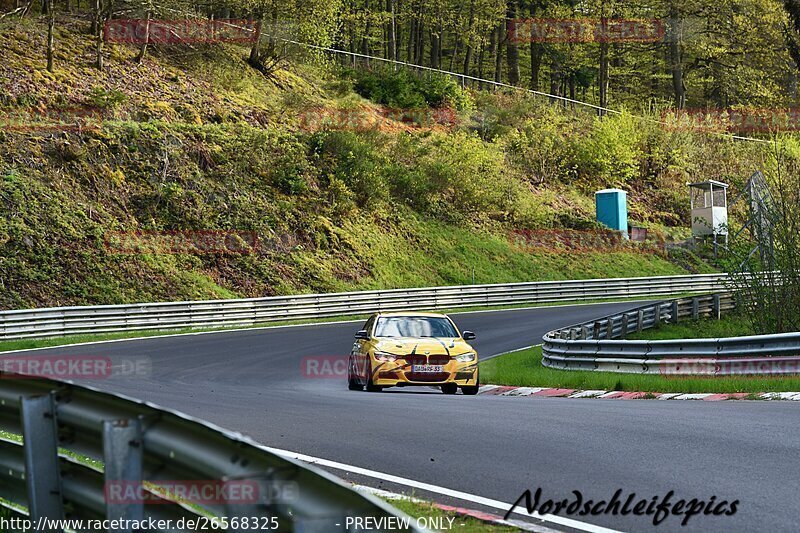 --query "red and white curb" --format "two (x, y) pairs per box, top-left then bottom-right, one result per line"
(478, 385), (800, 401)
